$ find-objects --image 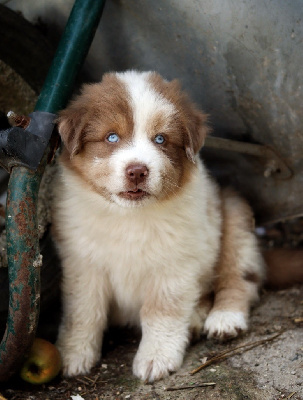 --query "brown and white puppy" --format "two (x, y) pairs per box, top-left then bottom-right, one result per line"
(53, 71), (264, 382)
